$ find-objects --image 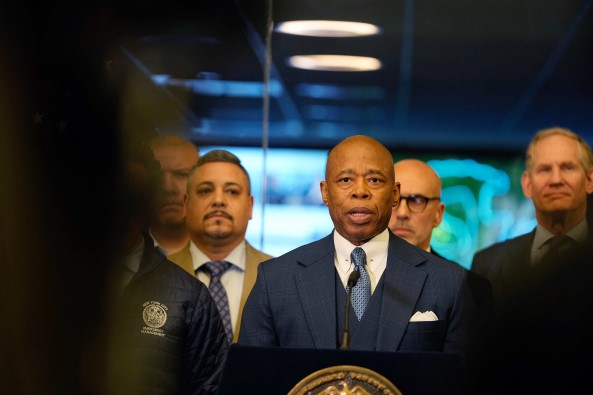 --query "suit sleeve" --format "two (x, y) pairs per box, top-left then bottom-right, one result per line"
(237, 263), (278, 347)
(443, 268), (478, 367)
